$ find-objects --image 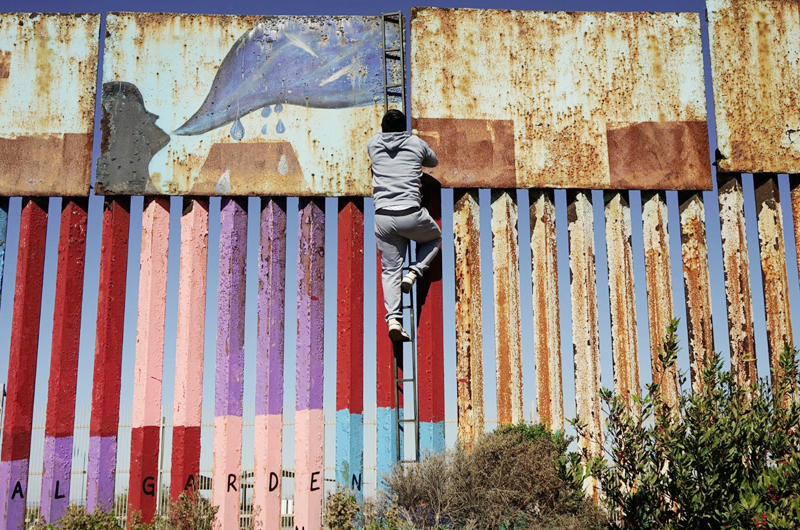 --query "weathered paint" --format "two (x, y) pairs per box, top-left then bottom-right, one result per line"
(0, 14), (99, 196)
(529, 190), (563, 430)
(411, 8), (710, 190)
(129, 198), (170, 523)
(41, 199), (88, 523)
(453, 190), (484, 446)
(491, 191), (523, 424)
(754, 176), (793, 384)
(678, 193), (715, 392)
(604, 193), (640, 410)
(375, 247), (402, 486)
(707, 0), (800, 174)
(99, 13), (386, 196)
(641, 192), (680, 409)
(567, 192), (602, 500)
(171, 199), (209, 500)
(0, 198), (48, 530)
(87, 197), (130, 513)
(717, 174), (758, 388)
(213, 198), (247, 530)
(0, 198), (8, 311)
(336, 199), (364, 498)
(295, 198), (325, 530)
(791, 176), (800, 358)
(254, 198), (287, 529)
(417, 183), (445, 452)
